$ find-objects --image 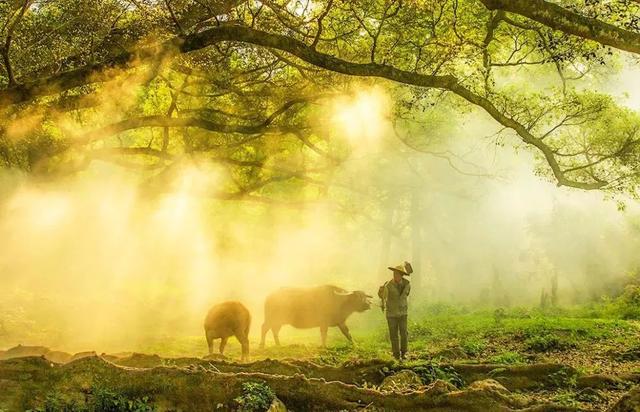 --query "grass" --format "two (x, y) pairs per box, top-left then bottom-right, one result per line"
(111, 304), (640, 372)
(489, 351), (526, 364)
(4, 303), (640, 372)
(8, 302), (640, 412)
(6, 302), (640, 412)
